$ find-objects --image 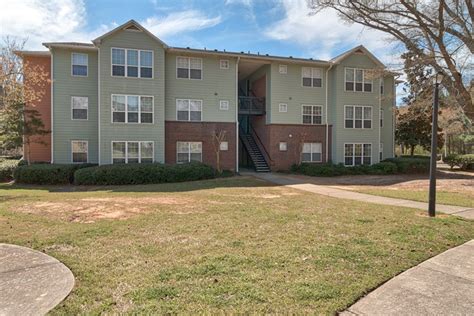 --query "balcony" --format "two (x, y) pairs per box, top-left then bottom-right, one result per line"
(238, 96), (265, 115)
